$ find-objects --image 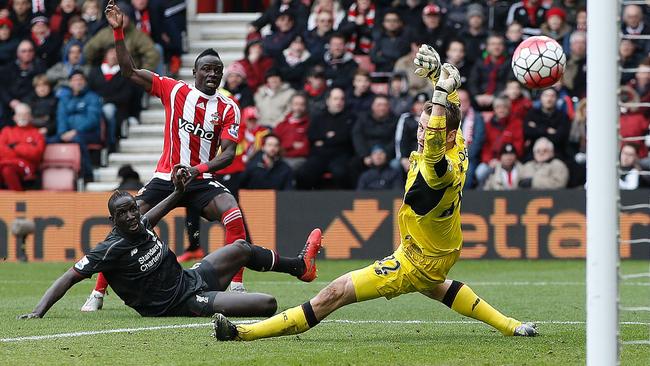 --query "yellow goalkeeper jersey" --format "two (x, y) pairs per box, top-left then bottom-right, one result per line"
(397, 112), (468, 257)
